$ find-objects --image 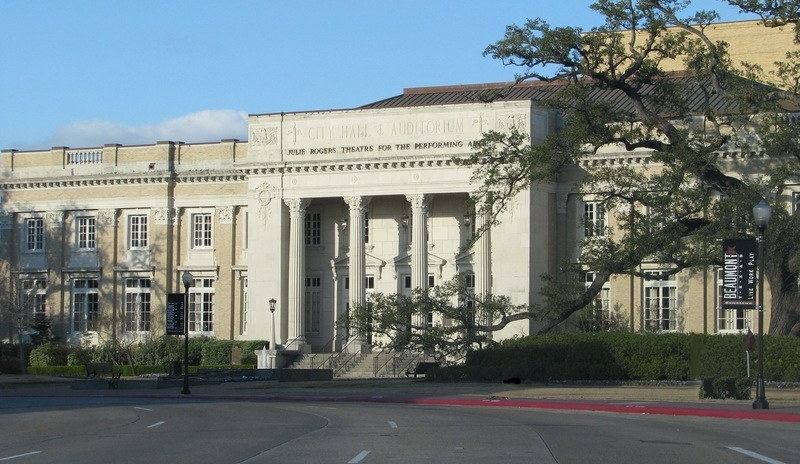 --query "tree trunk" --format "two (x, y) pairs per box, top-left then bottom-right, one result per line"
(767, 265), (800, 336)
